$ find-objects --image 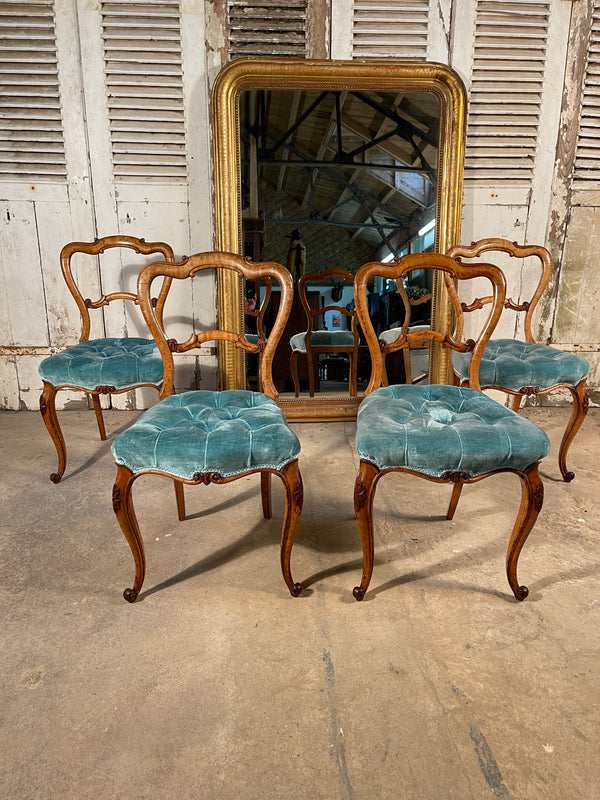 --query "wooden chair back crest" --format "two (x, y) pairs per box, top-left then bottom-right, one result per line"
(60, 235), (176, 342)
(298, 268), (358, 339)
(446, 238), (552, 343)
(137, 251), (294, 400)
(354, 252), (507, 395)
